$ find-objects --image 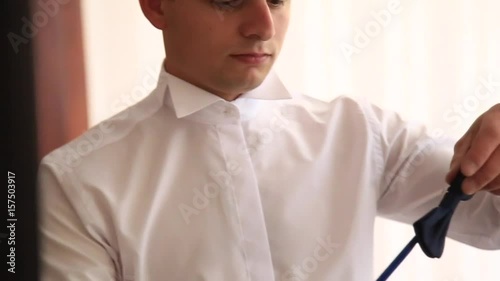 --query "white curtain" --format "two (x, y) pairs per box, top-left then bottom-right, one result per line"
(82, 0), (500, 280)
